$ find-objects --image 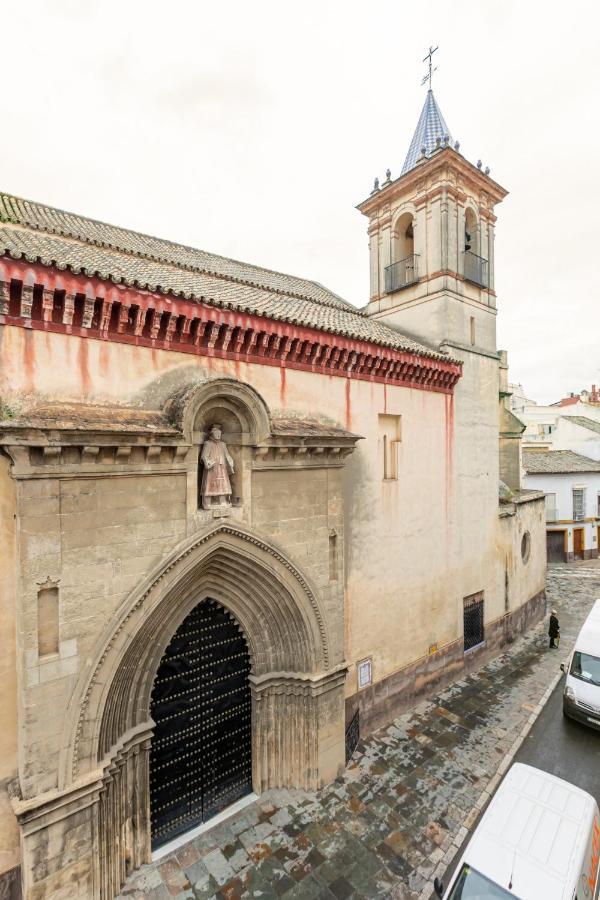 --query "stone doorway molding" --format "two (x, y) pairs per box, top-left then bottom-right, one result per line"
(15, 522), (347, 899)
